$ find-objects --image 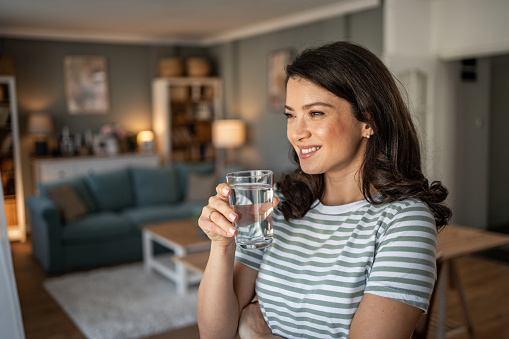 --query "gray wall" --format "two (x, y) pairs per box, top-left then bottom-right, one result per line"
(489, 55), (509, 228)
(448, 54), (509, 230)
(1, 39), (209, 136)
(452, 59), (491, 228)
(211, 7), (383, 178)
